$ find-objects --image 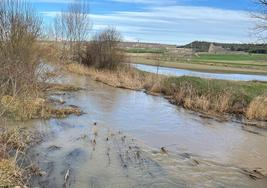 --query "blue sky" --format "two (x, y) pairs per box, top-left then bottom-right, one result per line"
(33, 0), (261, 44)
